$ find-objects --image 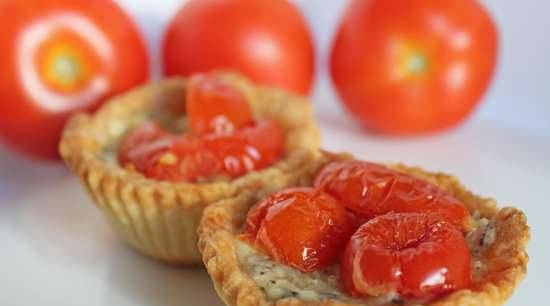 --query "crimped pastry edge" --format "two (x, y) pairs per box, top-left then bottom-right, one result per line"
(197, 152), (530, 306)
(59, 72), (320, 264)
